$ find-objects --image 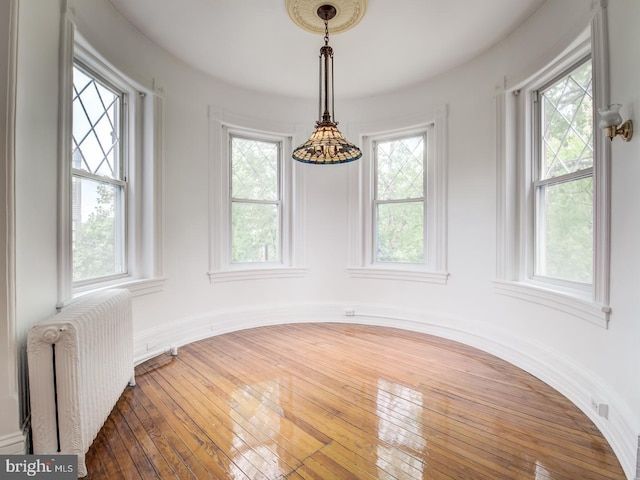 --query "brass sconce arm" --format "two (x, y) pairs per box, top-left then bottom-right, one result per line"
(604, 120), (633, 142)
(598, 104), (633, 142)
